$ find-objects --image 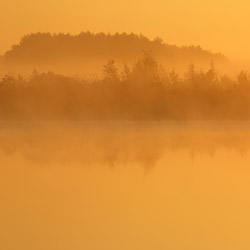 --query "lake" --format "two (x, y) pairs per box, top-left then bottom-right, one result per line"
(0, 122), (250, 250)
